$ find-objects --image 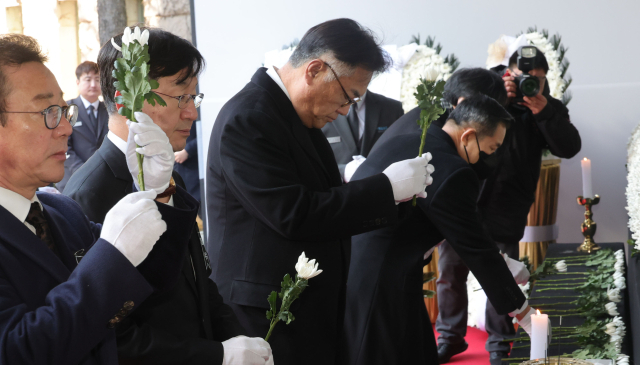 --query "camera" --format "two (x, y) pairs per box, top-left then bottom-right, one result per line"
(508, 46), (540, 101)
